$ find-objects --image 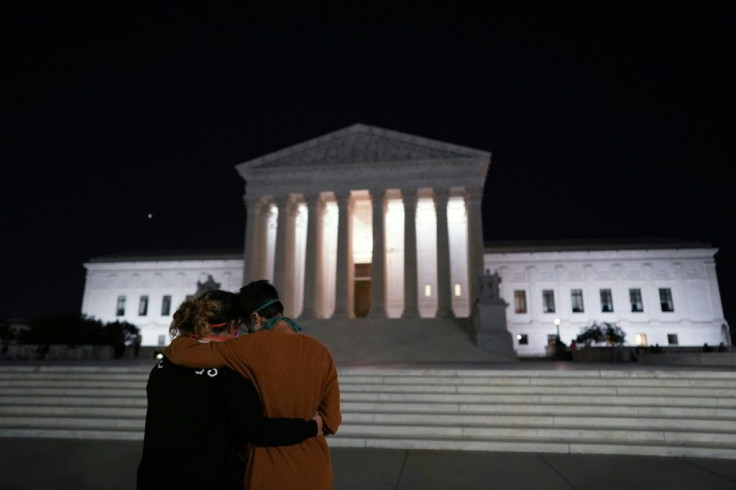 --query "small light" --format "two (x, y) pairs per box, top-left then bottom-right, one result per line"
(155, 353), (164, 360)
(147, 213), (154, 219)
(516, 334), (523, 340)
(424, 284), (432, 297)
(454, 283), (462, 297)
